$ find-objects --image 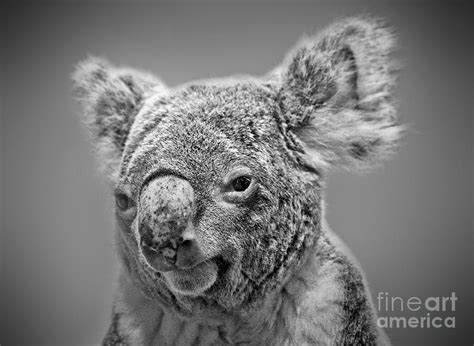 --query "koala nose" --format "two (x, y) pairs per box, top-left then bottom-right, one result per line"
(138, 175), (204, 272)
